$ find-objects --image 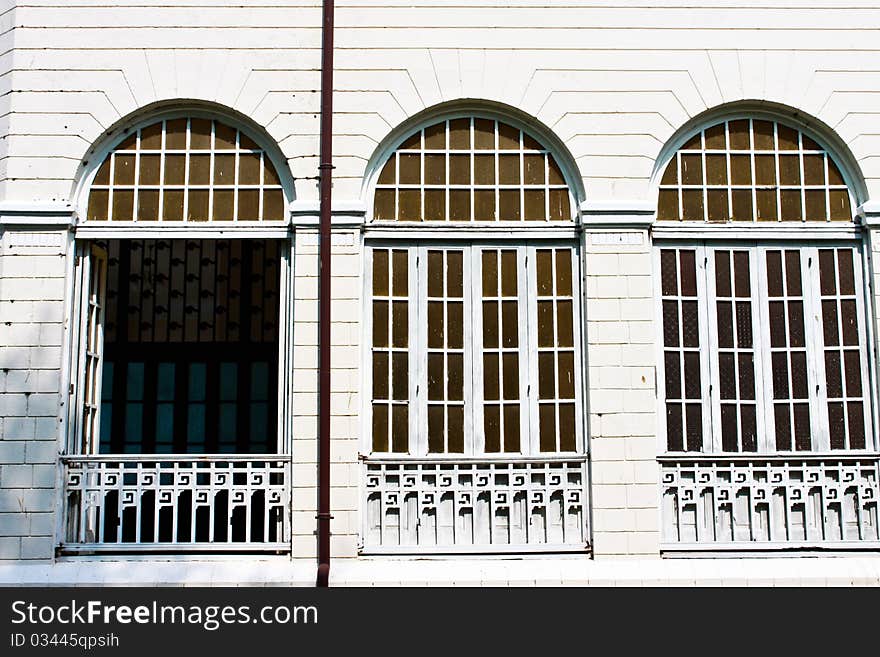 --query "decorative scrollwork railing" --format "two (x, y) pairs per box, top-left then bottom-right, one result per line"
(62, 454), (290, 553)
(362, 457), (589, 553)
(660, 456), (880, 549)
